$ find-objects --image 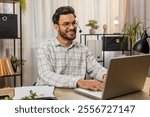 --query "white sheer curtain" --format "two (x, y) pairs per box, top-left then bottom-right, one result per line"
(22, 0), (52, 85)
(0, 0), (126, 85)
